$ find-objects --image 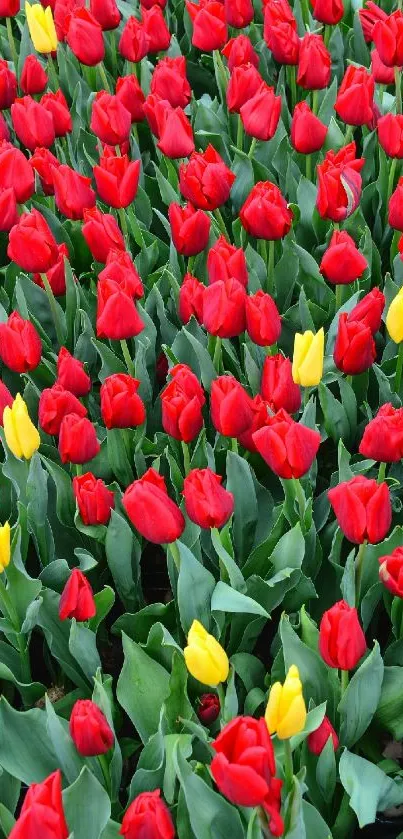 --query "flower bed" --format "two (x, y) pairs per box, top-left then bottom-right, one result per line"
(0, 0), (402, 837)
